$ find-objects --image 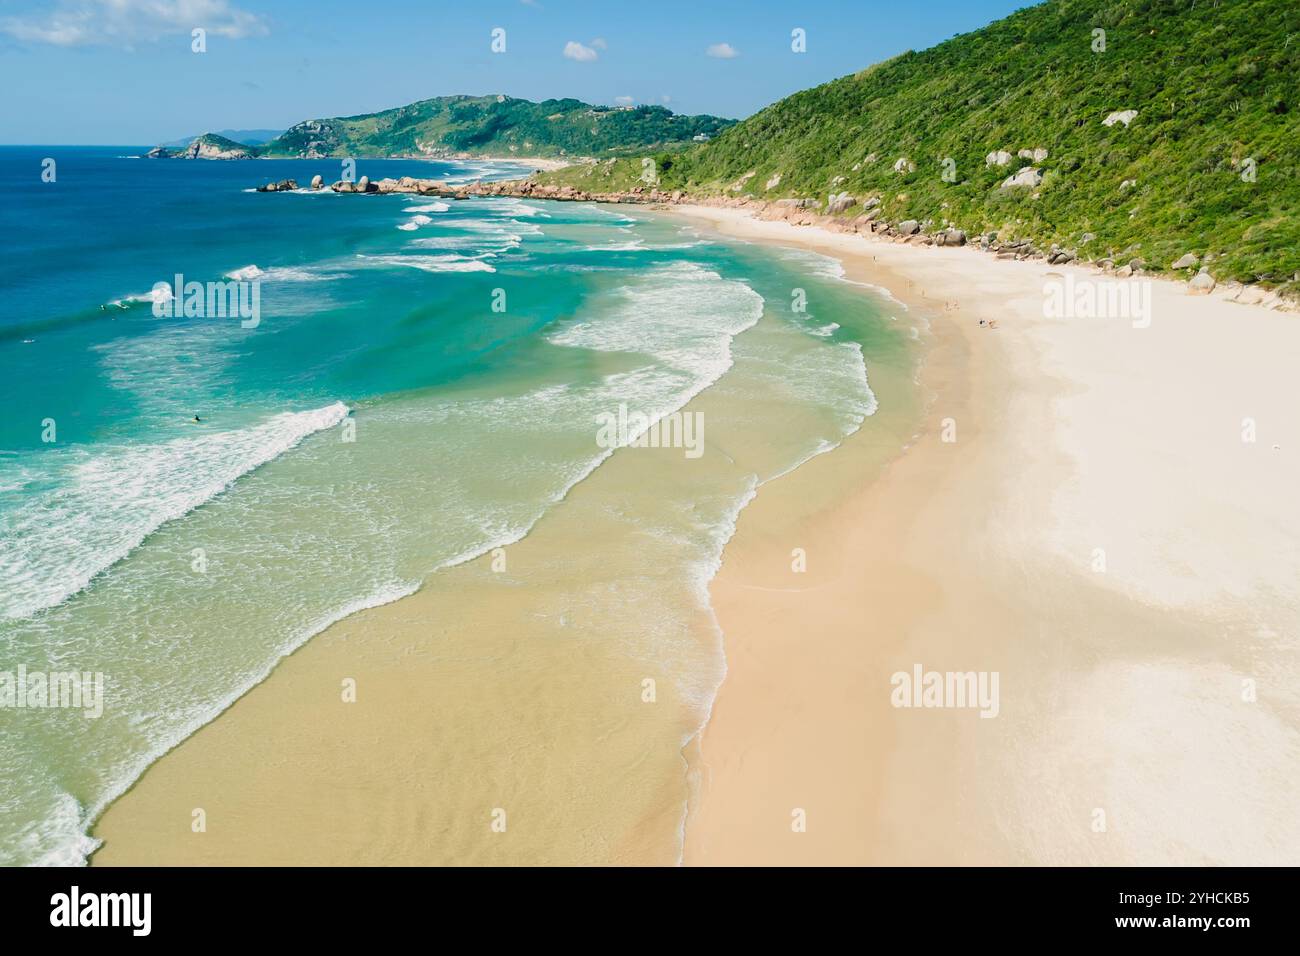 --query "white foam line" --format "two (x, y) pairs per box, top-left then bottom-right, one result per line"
(1, 403), (350, 621)
(62, 577), (420, 867)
